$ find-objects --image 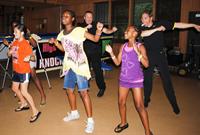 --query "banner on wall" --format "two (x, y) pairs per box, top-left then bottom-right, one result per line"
(35, 40), (64, 73)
